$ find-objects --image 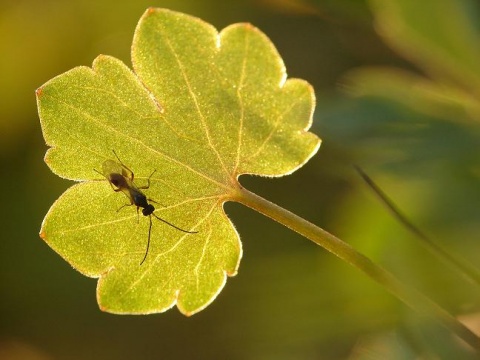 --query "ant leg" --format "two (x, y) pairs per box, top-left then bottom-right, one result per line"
(139, 216), (153, 265)
(116, 203), (132, 213)
(138, 169), (157, 190)
(93, 168), (104, 179)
